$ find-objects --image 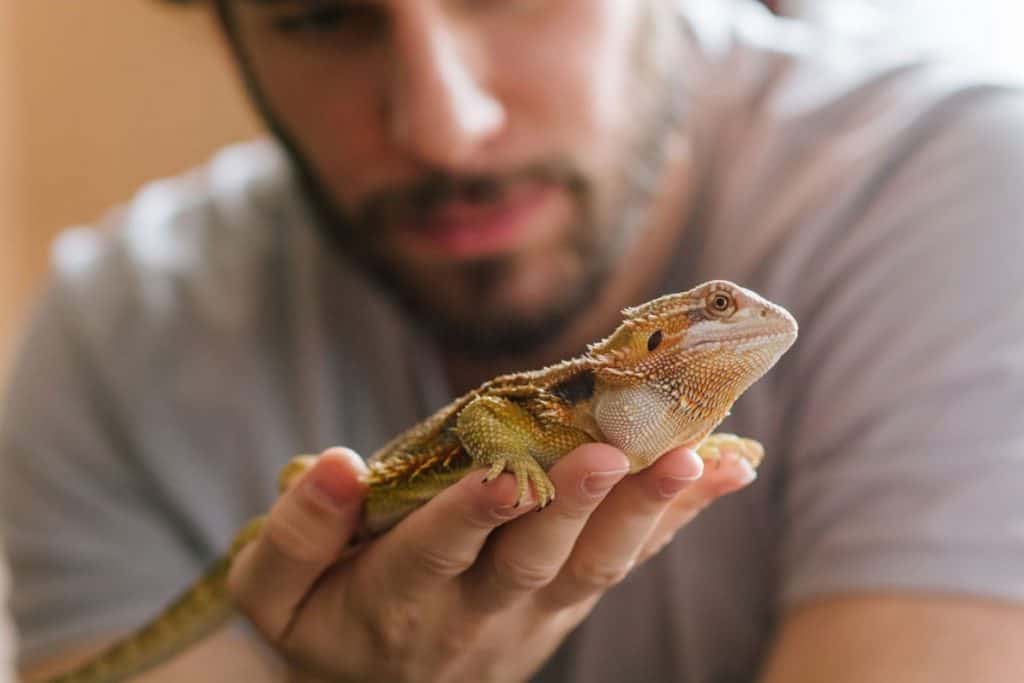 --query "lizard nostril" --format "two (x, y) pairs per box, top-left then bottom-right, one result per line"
(760, 308), (768, 318)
